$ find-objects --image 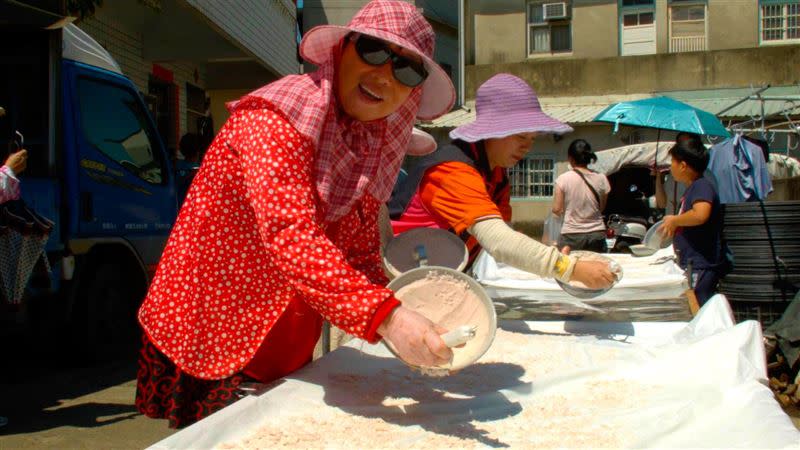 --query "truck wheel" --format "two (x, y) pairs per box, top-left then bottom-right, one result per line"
(72, 259), (145, 361)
